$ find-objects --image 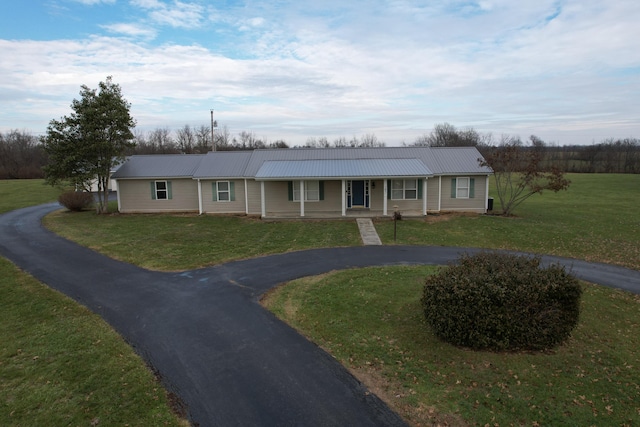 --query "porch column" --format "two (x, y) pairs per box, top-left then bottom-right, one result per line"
(485, 175), (490, 212)
(299, 179), (305, 217)
(197, 179), (203, 214)
(423, 178), (427, 216)
(341, 180), (346, 216)
(244, 179), (249, 214)
(383, 179), (388, 216)
(260, 181), (266, 218)
(438, 176), (442, 212)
